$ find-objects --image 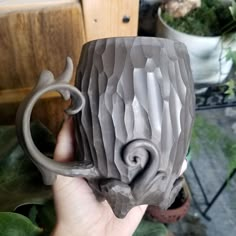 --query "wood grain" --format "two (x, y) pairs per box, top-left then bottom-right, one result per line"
(0, 2), (85, 134)
(0, 97), (70, 135)
(0, 0), (76, 14)
(0, 3), (85, 90)
(0, 88), (60, 104)
(0, 1), (140, 134)
(82, 0), (139, 41)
